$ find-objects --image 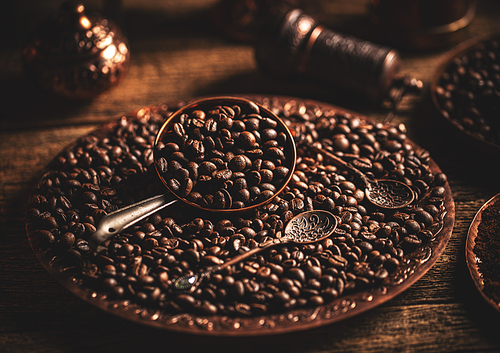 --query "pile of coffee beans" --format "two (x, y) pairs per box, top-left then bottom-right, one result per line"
(26, 97), (448, 319)
(474, 197), (500, 304)
(435, 37), (500, 147)
(155, 99), (293, 210)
